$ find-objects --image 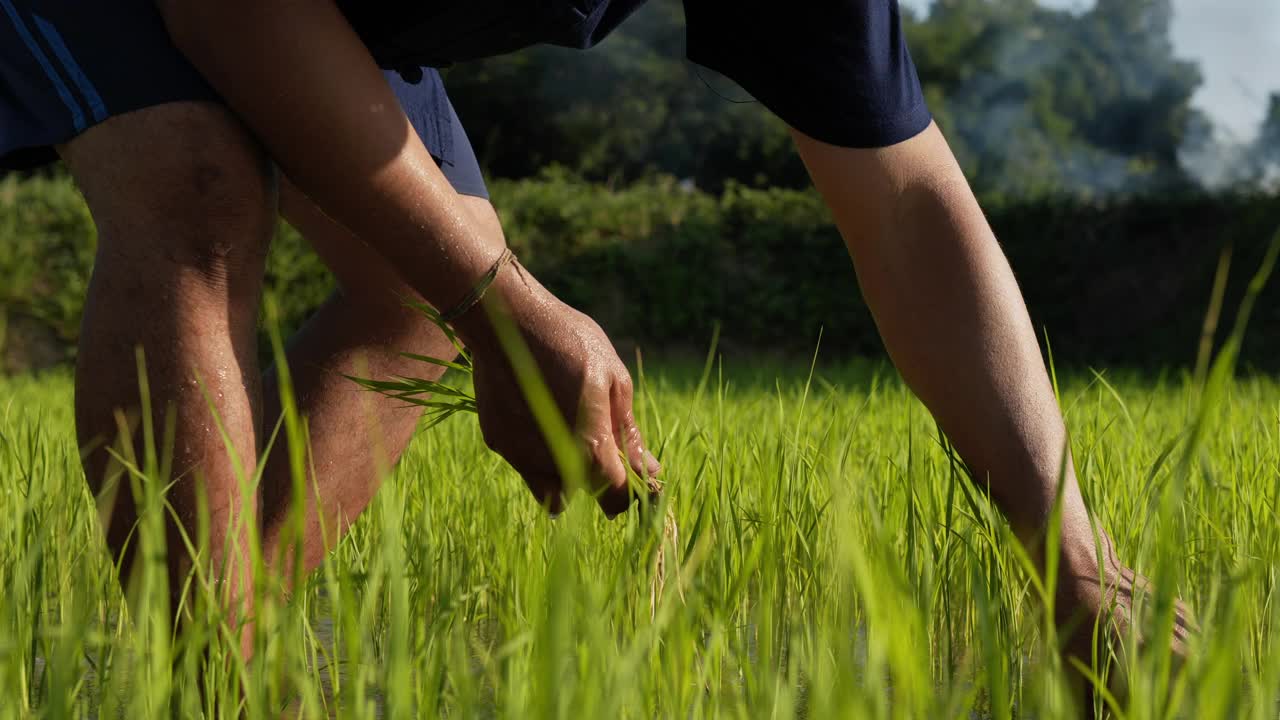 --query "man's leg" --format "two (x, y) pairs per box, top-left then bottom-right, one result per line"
(63, 103), (275, 652)
(258, 181), (503, 580)
(790, 125), (1193, 658)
